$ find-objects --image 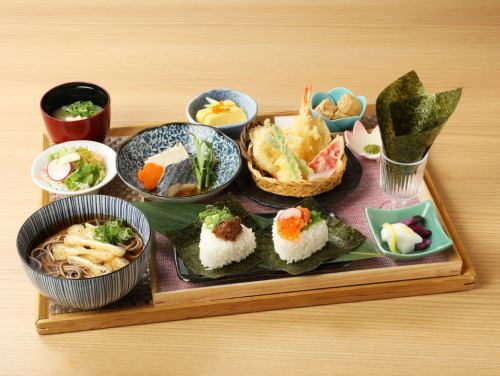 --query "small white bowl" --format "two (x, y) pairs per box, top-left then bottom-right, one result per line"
(31, 140), (117, 195)
(344, 121), (382, 160)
